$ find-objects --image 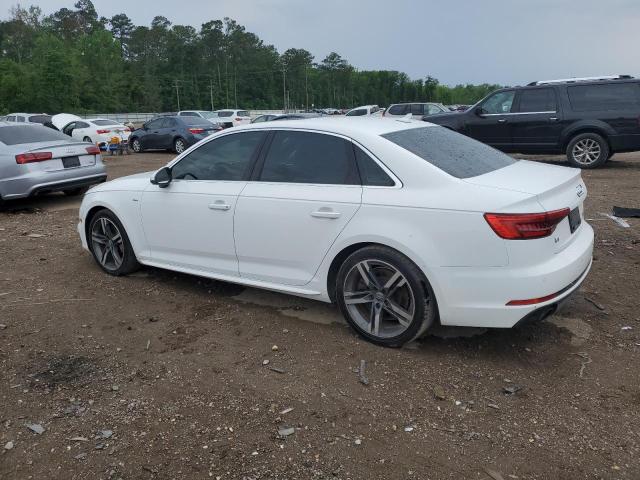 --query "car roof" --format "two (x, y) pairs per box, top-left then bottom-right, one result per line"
(227, 116), (432, 139)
